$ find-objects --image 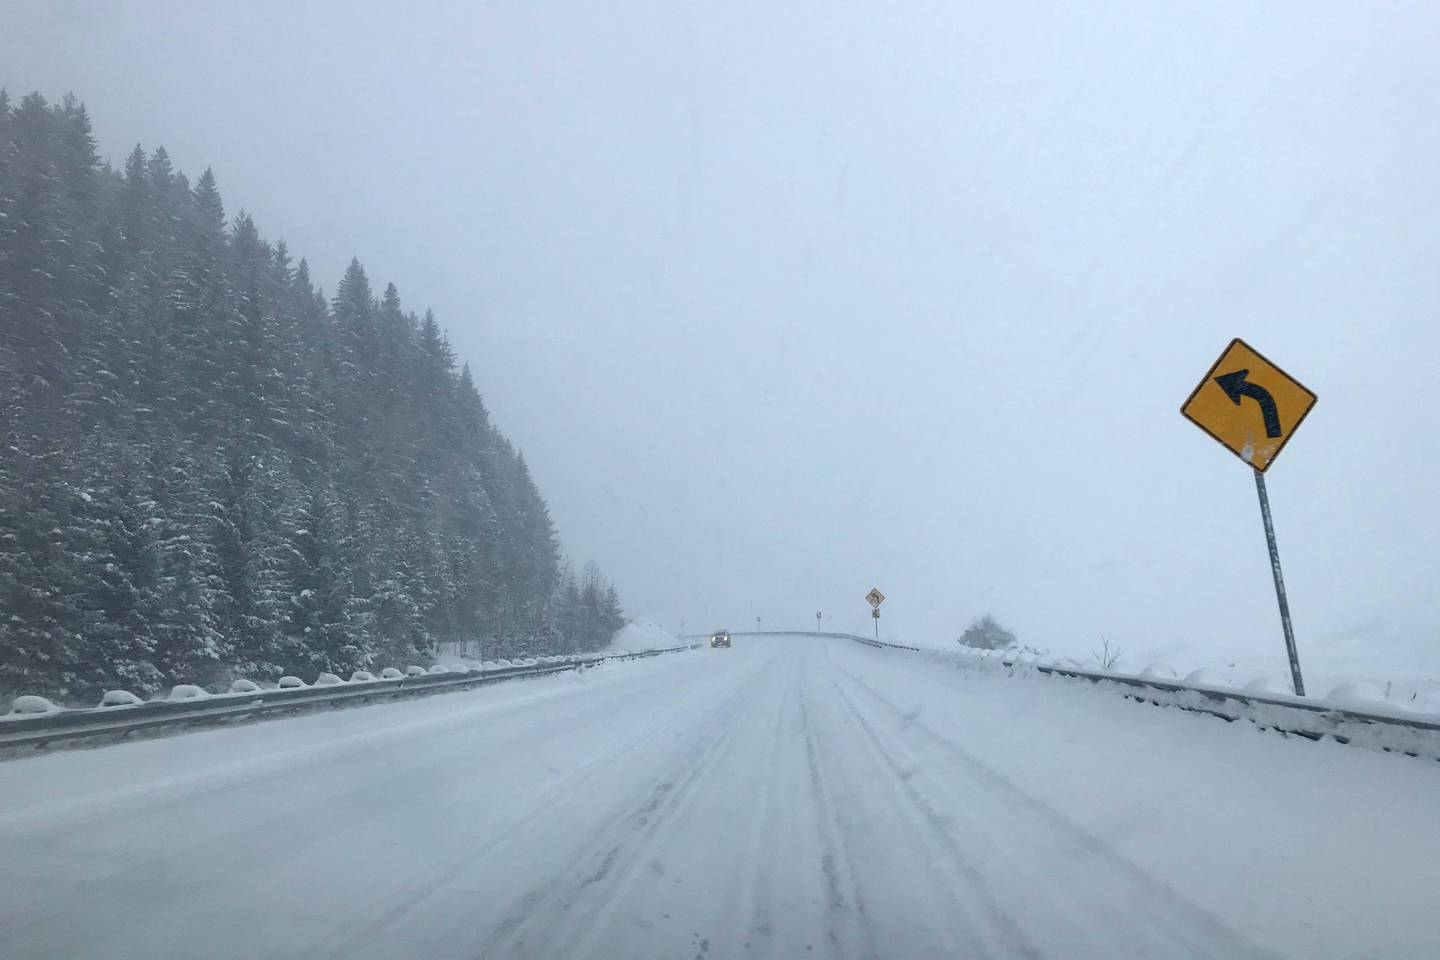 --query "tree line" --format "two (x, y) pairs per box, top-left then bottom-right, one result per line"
(0, 91), (625, 702)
